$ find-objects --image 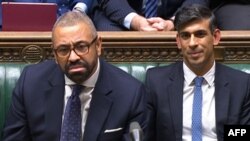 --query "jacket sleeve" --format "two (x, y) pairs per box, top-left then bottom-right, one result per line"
(97, 0), (141, 26)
